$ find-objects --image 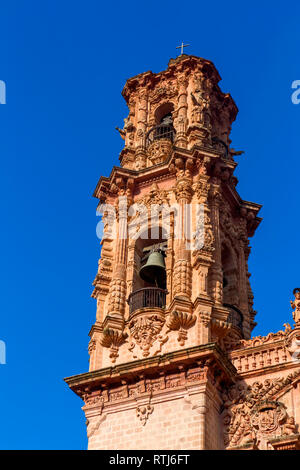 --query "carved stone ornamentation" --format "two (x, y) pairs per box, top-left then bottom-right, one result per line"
(129, 314), (165, 357)
(194, 177), (210, 202)
(174, 179), (193, 202)
(148, 83), (177, 104)
(199, 311), (211, 327)
(136, 183), (169, 209)
(194, 209), (214, 253)
(86, 414), (107, 438)
(221, 371), (300, 449)
(147, 139), (172, 166)
(135, 152), (147, 170)
(99, 328), (128, 363)
(88, 339), (97, 356)
(227, 323), (292, 351)
(136, 404), (154, 425)
(250, 400), (287, 449)
(284, 324), (300, 361)
(173, 259), (192, 298)
(107, 279), (127, 316)
(166, 311), (196, 346)
(290, 288), (300, 324)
